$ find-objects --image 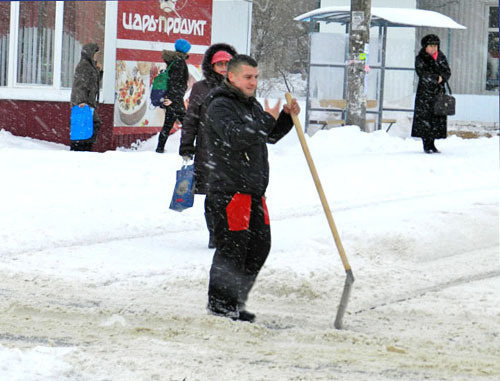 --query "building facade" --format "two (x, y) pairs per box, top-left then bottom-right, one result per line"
(319, 0), (499, 125)
(416, 0), (498, 126)
(417, 0), (498, 95)
(0, 0), (252, 151)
